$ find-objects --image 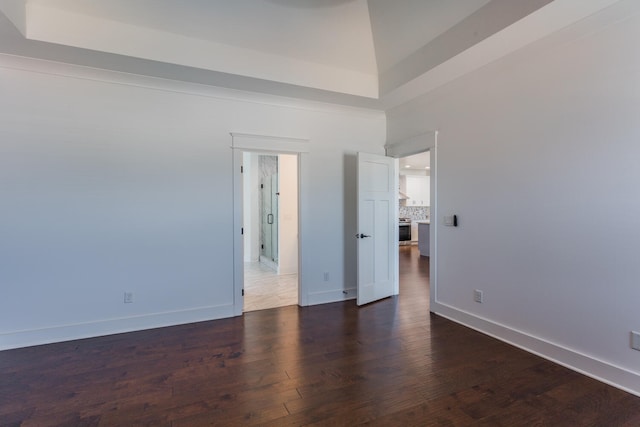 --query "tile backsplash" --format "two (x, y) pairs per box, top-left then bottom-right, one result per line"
(399, 206), (430, 220)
